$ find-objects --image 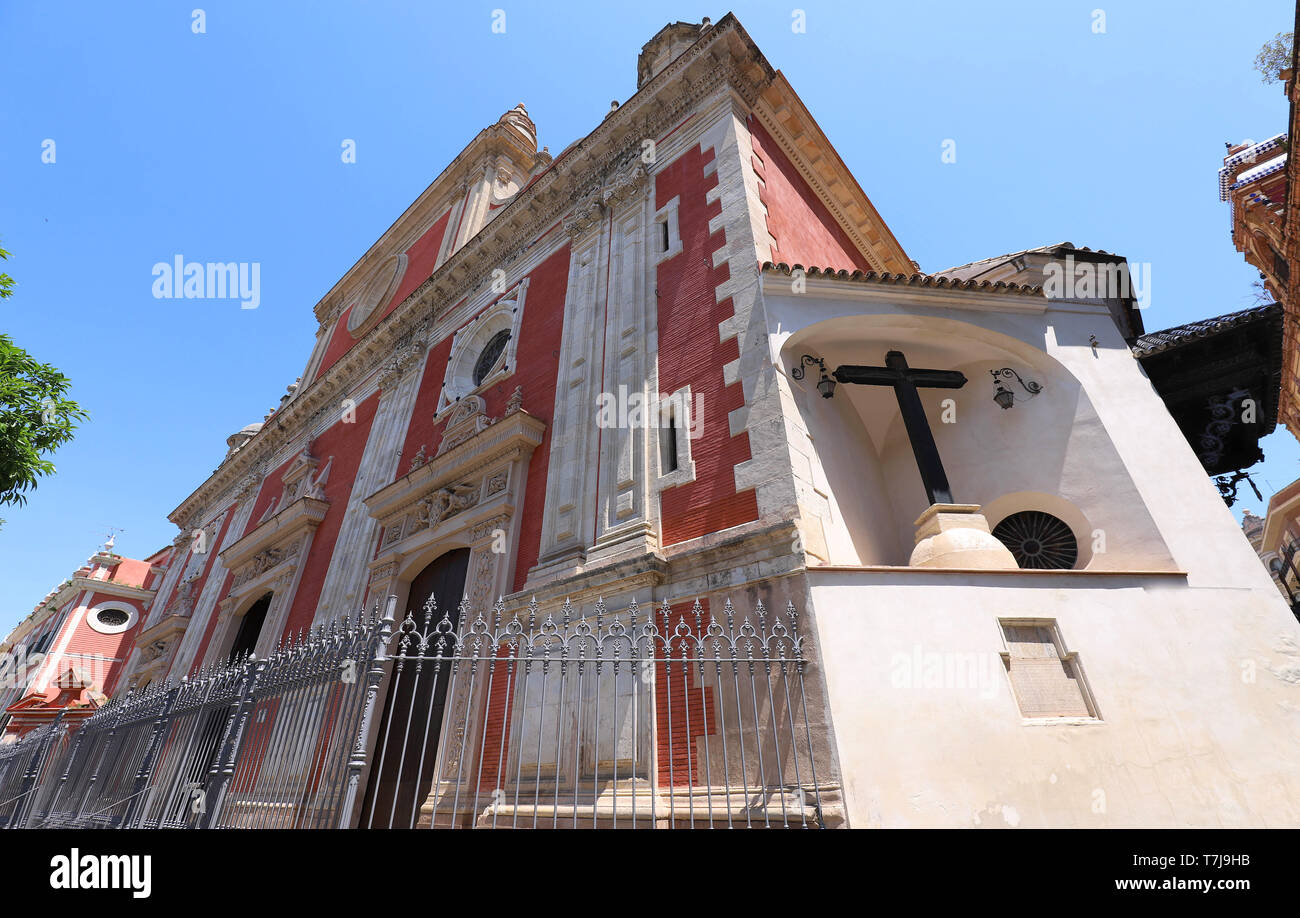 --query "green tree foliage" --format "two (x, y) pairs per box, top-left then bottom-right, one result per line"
(1255, 31), (1294, 83)
(0, 243), (87, 507)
